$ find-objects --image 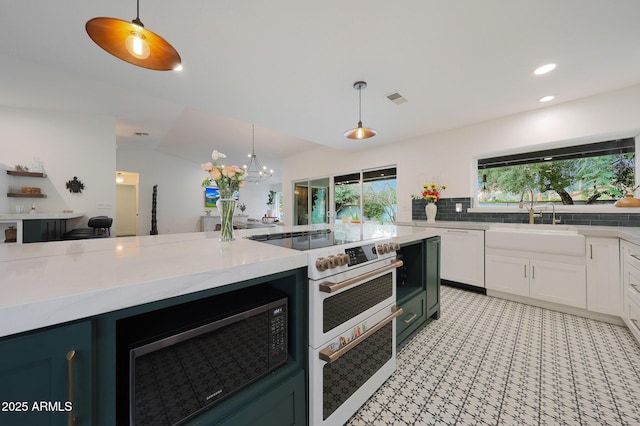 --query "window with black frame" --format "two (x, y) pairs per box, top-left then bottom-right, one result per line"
(334, 167), (397, 224)
(477, 138), (636, 206)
